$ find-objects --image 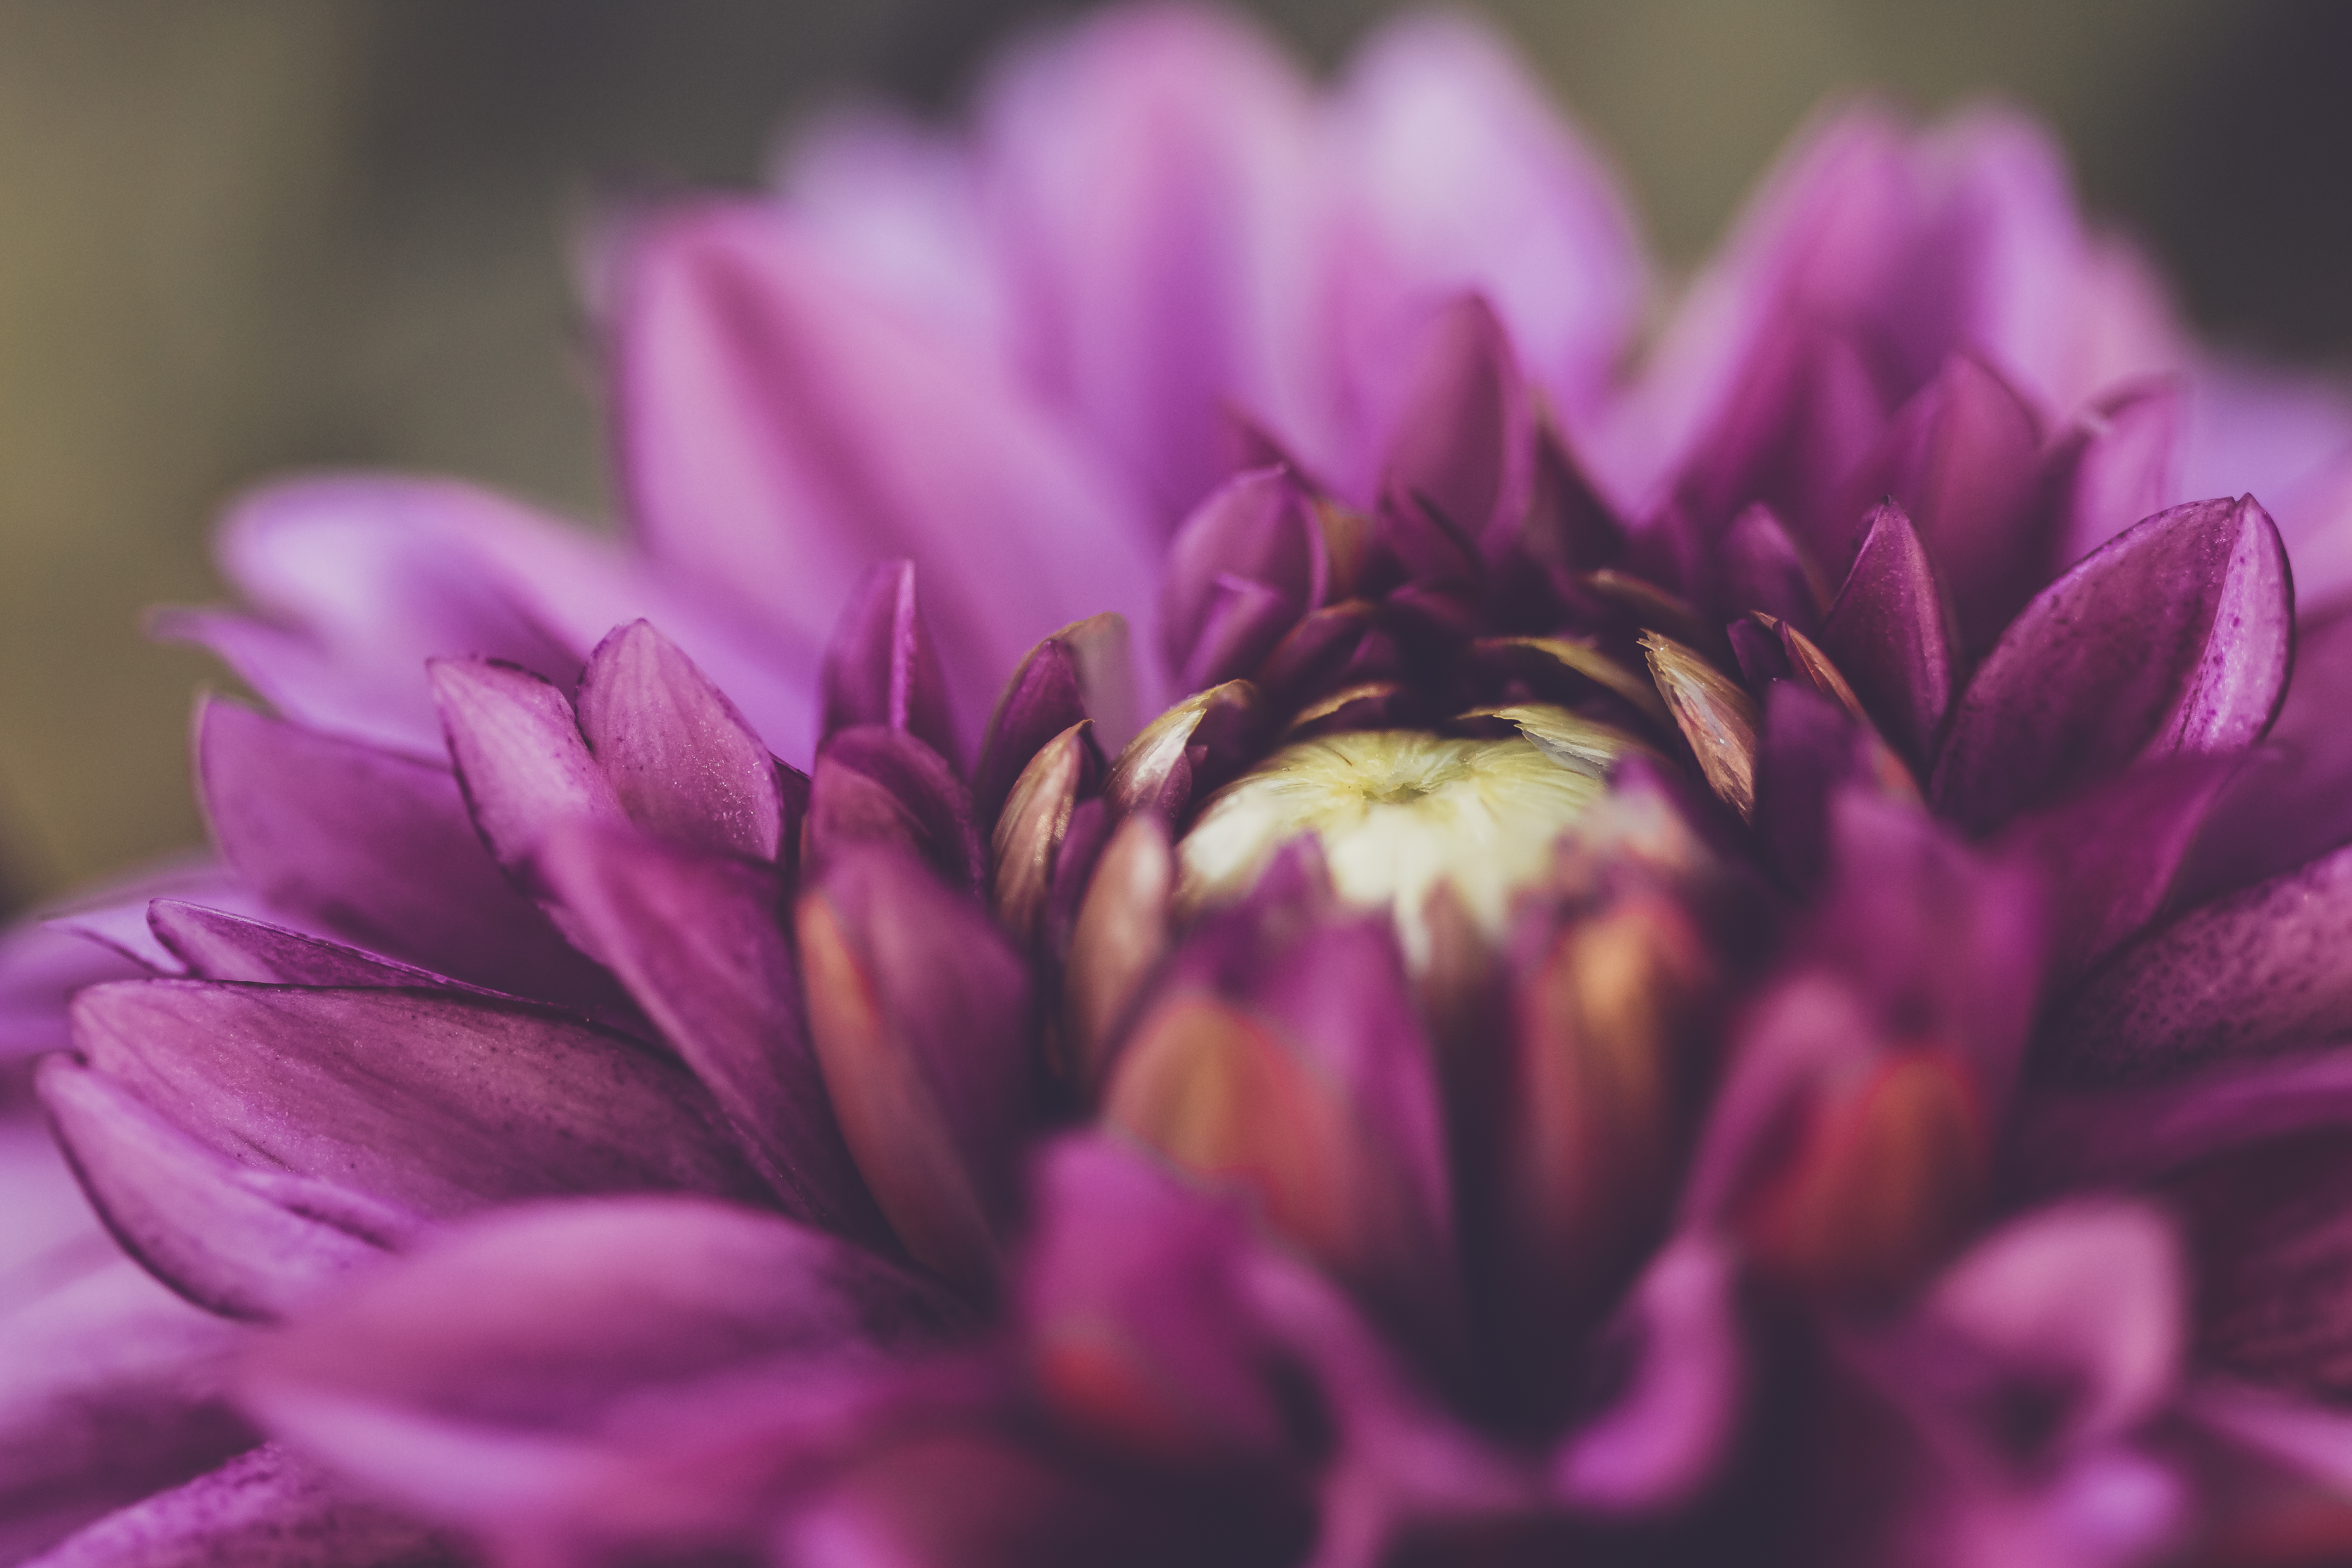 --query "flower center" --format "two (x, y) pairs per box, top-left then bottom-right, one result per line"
(1176, 717), (1639, 967)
